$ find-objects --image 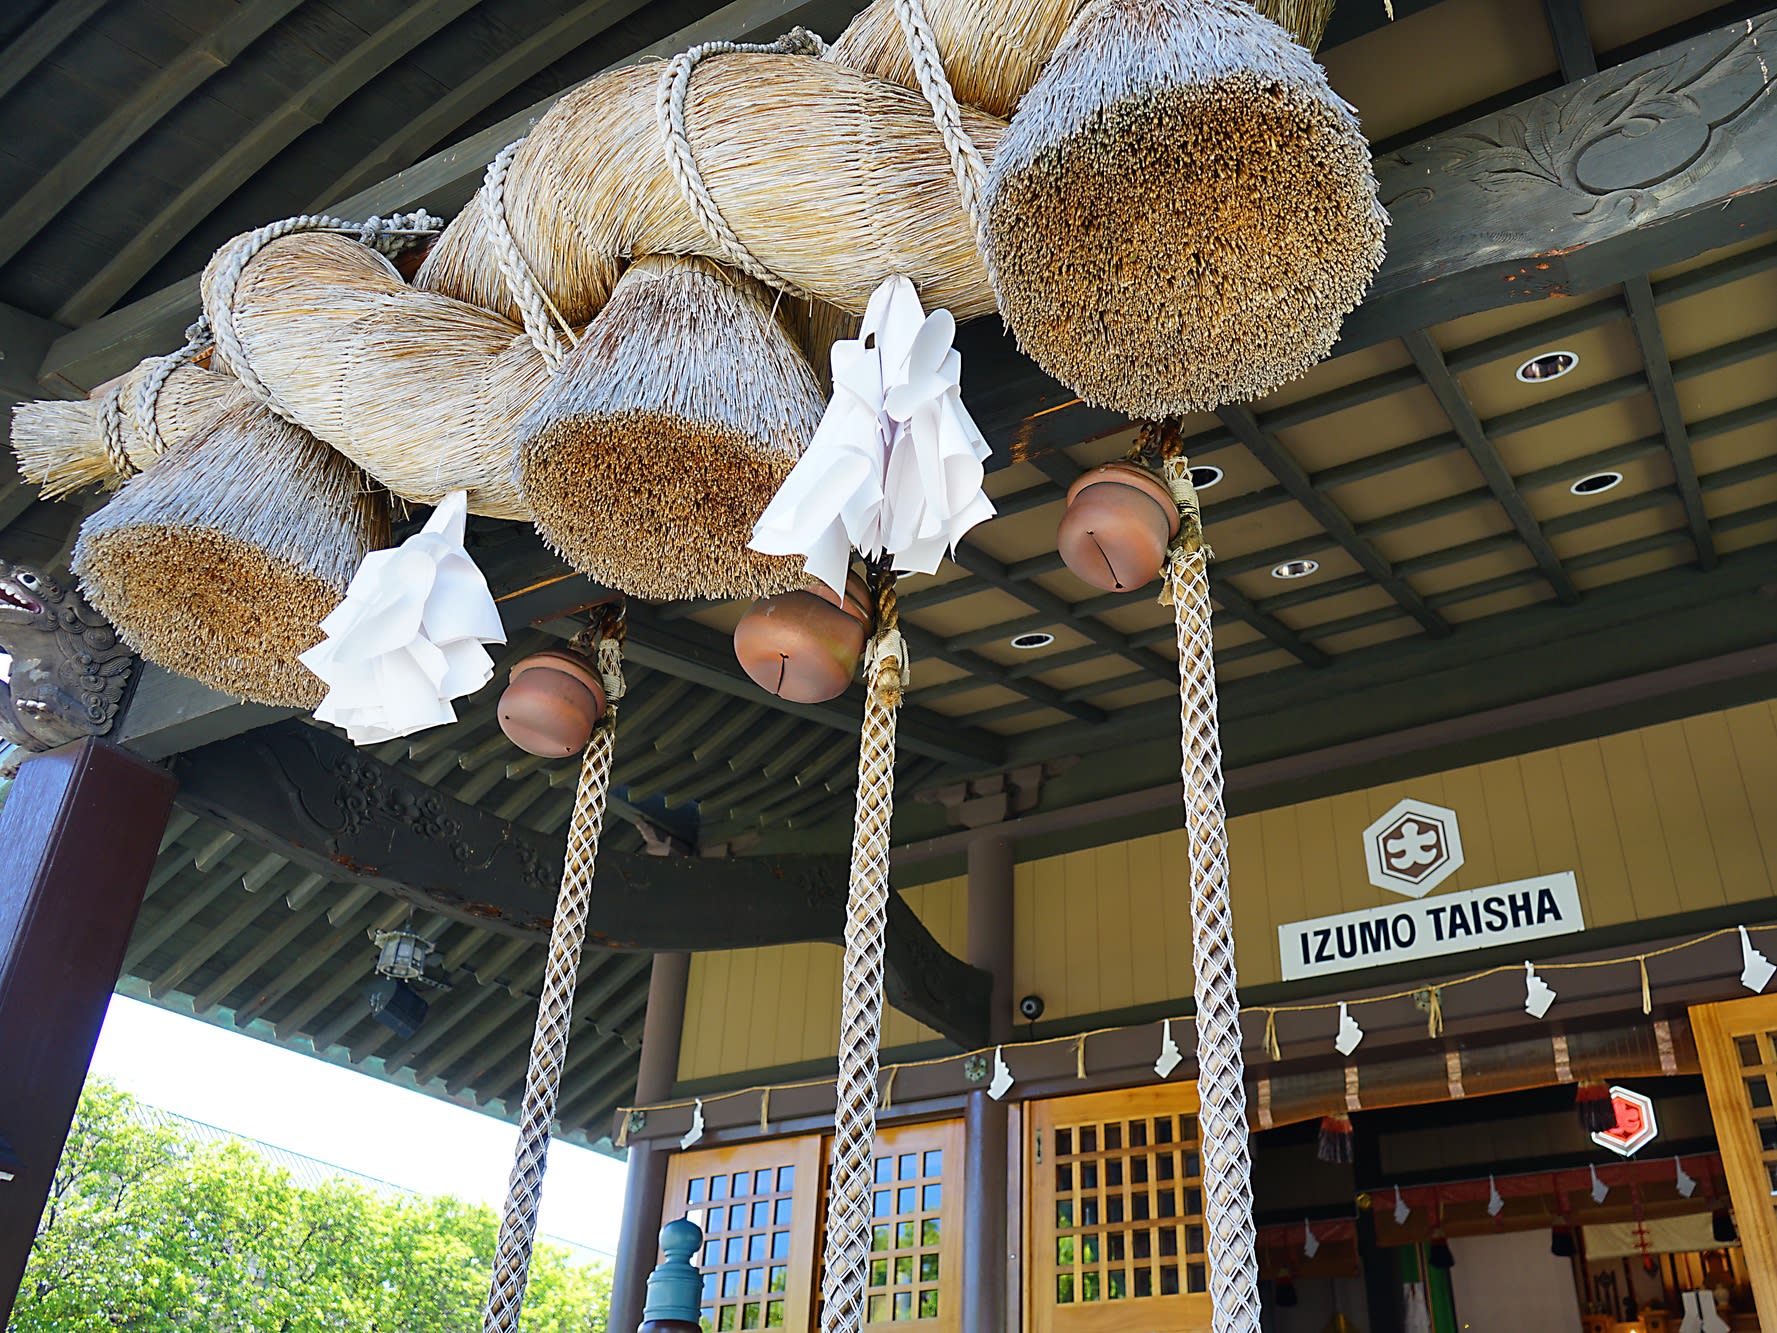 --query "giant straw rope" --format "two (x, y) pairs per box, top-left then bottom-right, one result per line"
(481, 620), (626, 1333)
